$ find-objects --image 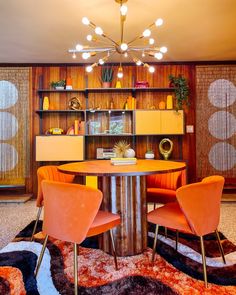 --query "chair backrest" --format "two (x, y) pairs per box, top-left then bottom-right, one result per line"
(176, 175), (225, 236)
(42, 180), (103, 244)
(146, 170), (186, 191)
(37, 165), (75, 207)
